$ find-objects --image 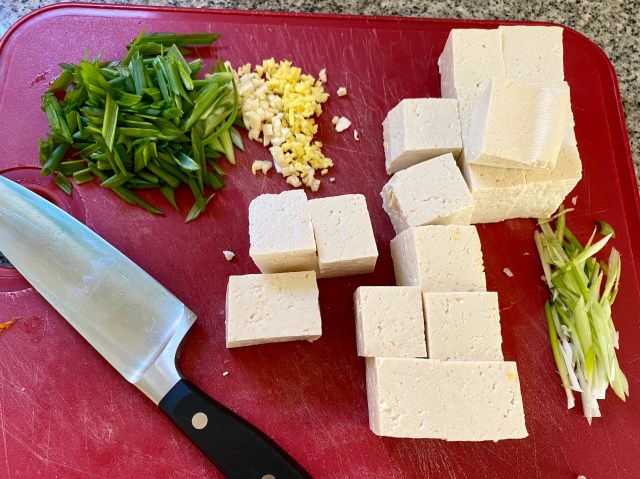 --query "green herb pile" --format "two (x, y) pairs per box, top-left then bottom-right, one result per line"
(39, 30), (243, 222)
(535, 209), (628, 423)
